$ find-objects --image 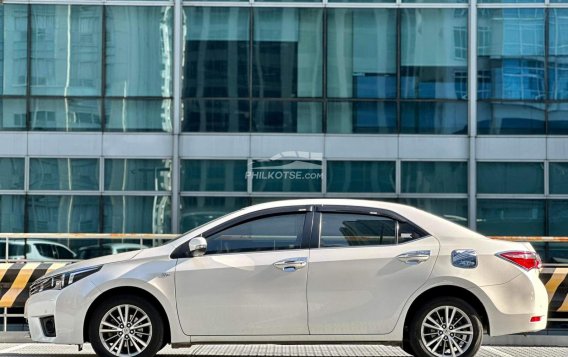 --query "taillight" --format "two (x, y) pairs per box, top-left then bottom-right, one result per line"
(497, 251), (542, 271)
